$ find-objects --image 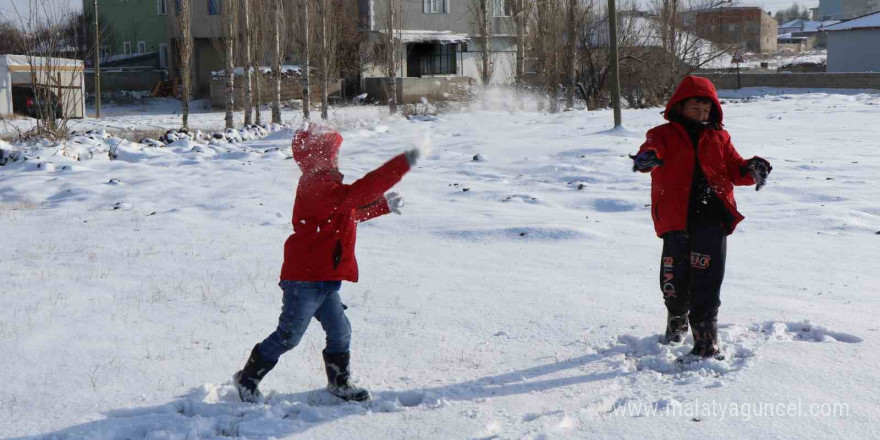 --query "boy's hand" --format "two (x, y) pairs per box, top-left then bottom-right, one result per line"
(404, 149), (420, 166)
(630, 150), (664, 172)
(744, 156), (772, 191)
(385, 192), (404, 214)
